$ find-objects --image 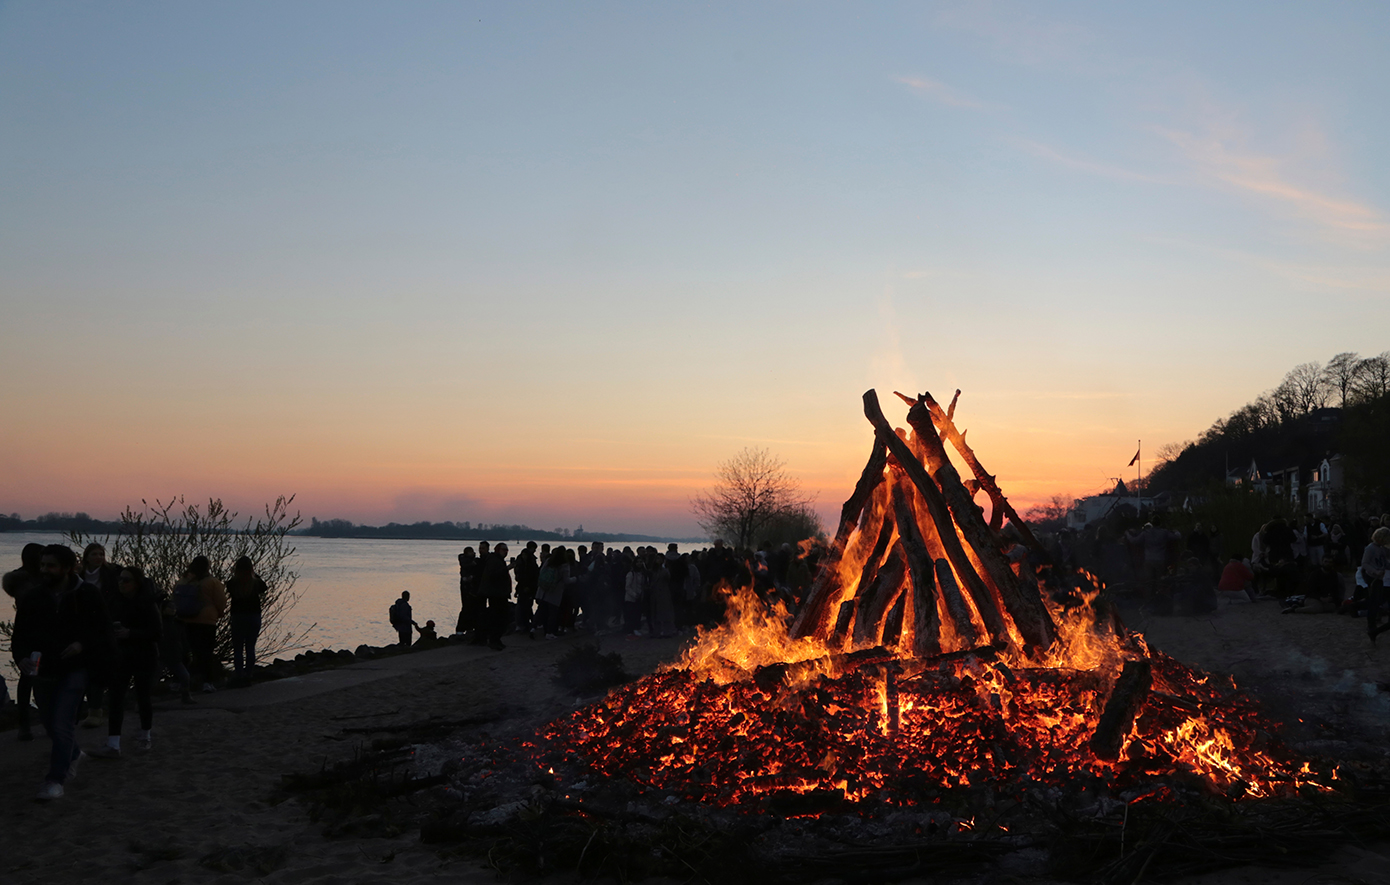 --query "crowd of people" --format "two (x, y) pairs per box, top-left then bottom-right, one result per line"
(2, 542), (268, 801)
(1061, 510), (1390, 642)
(391, 538), (819, 651)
